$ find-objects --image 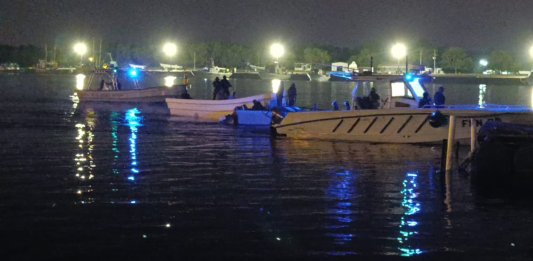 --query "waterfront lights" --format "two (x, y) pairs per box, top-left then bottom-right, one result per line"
(75, 73), (86, 90)
(73, 42), (88, 56)
(73, 42), (88, 65)
(270, 43), (285, 61)
(479, 59), (488, 67)
(391, 43), (407, 73)
(391, 43), (407, 60)
(162, 42), (177, 57)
